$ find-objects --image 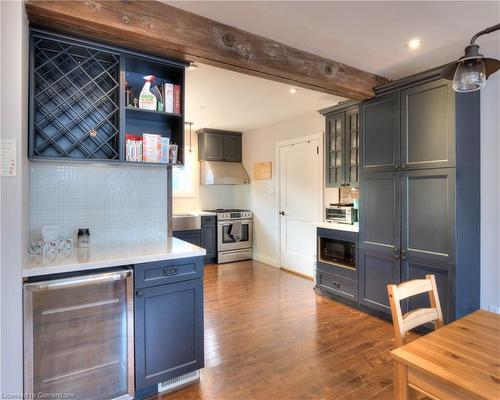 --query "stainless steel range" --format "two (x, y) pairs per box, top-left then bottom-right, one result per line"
(205, 209), (253, 263)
